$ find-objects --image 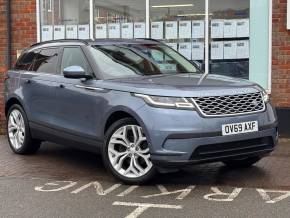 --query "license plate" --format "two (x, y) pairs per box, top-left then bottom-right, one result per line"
(222, 121), (258, 136)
